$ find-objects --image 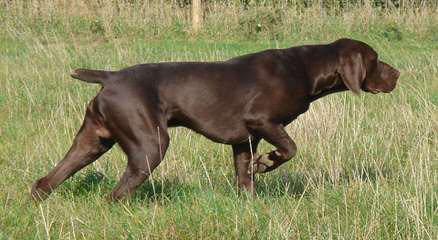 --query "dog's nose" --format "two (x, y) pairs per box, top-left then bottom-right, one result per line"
(393, 69), (400, 80)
